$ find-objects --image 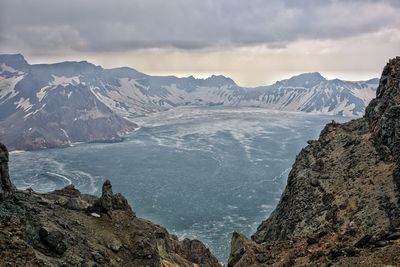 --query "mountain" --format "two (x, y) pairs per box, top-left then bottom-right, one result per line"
(228, 57), (400, 266)
(0, 54), (137, 151)
(252, 74), (379, 116)
(0, 143), (220, 266)
(0, 54), (378, 150)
